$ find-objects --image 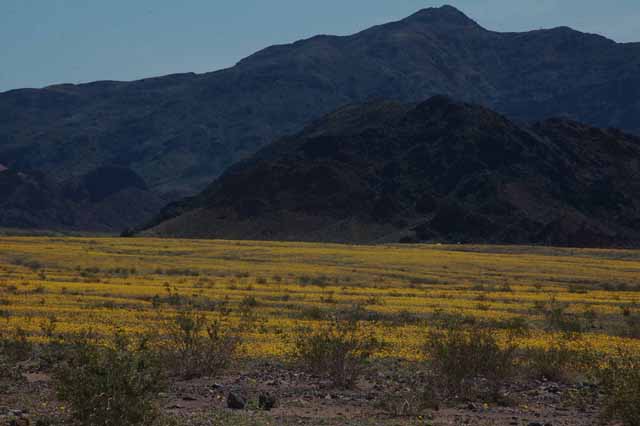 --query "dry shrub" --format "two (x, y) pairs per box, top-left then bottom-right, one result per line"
(542, 299), (583, 335)
(521, 335), (590, 382)
(55, 330), (165, 426)
(376, 380), (440, 417)
(424, 324), (517, 397)
(622, 312), (640, 339)
(163, 311), (240, 379)
(292, 317), (383, 388)
(596, 348), (640, 426)
(0, 327), (32, 362)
